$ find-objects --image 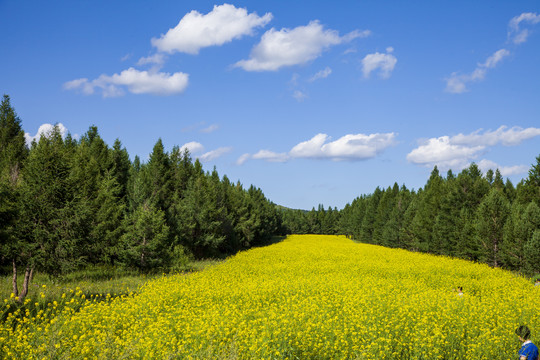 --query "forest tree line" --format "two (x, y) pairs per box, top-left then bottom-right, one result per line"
(0, 95), (282, 301)
(2, 93), (540, 302)
(282, 159), (540, 276)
